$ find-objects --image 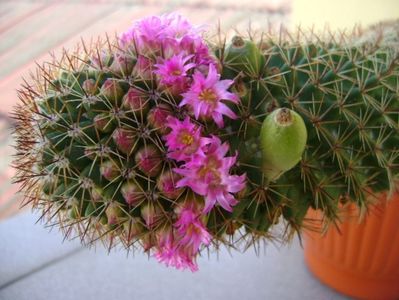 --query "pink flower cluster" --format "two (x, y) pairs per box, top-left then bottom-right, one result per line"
(120, 13), (212, 66)
(165, 117), (246, 213)
(155, 203), (211, 271)
(121, 13), (246, 271)
(120, 13), (239, 126)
